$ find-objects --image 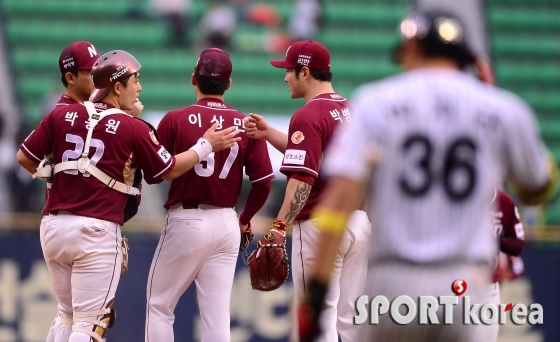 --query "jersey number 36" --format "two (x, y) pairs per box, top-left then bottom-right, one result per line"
(399, 134), (477, 202)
